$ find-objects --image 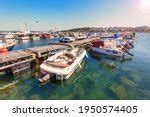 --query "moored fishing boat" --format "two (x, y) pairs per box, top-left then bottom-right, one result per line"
(5, 40), (17, 51)
(40, 48), (86, 80)
(100, 32), (135, 42)
(40, 33), (51, 39)
(100, 33), (120, 39)
(18, 35), (30, 40)
(122, 32), (135, 40)
(5, 34), (16, 39)
(59, 36), (75, 43)
(32, 34), (40, 40)
(91, 39), (133, 57)
(75, 34), (87, 40)
(0, 39), (17, 52)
